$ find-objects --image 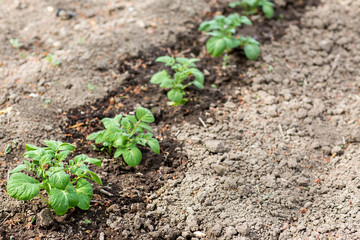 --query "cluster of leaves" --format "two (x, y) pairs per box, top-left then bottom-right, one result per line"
(198, 13), (260, 60)
(6, 141), (102, 215)
(9, 38), (19, 49)
(45, 53), (61, 66)
(87, 107), (160, 167)
(229, 0), (274, 19)
(150, 56), (204, 105)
